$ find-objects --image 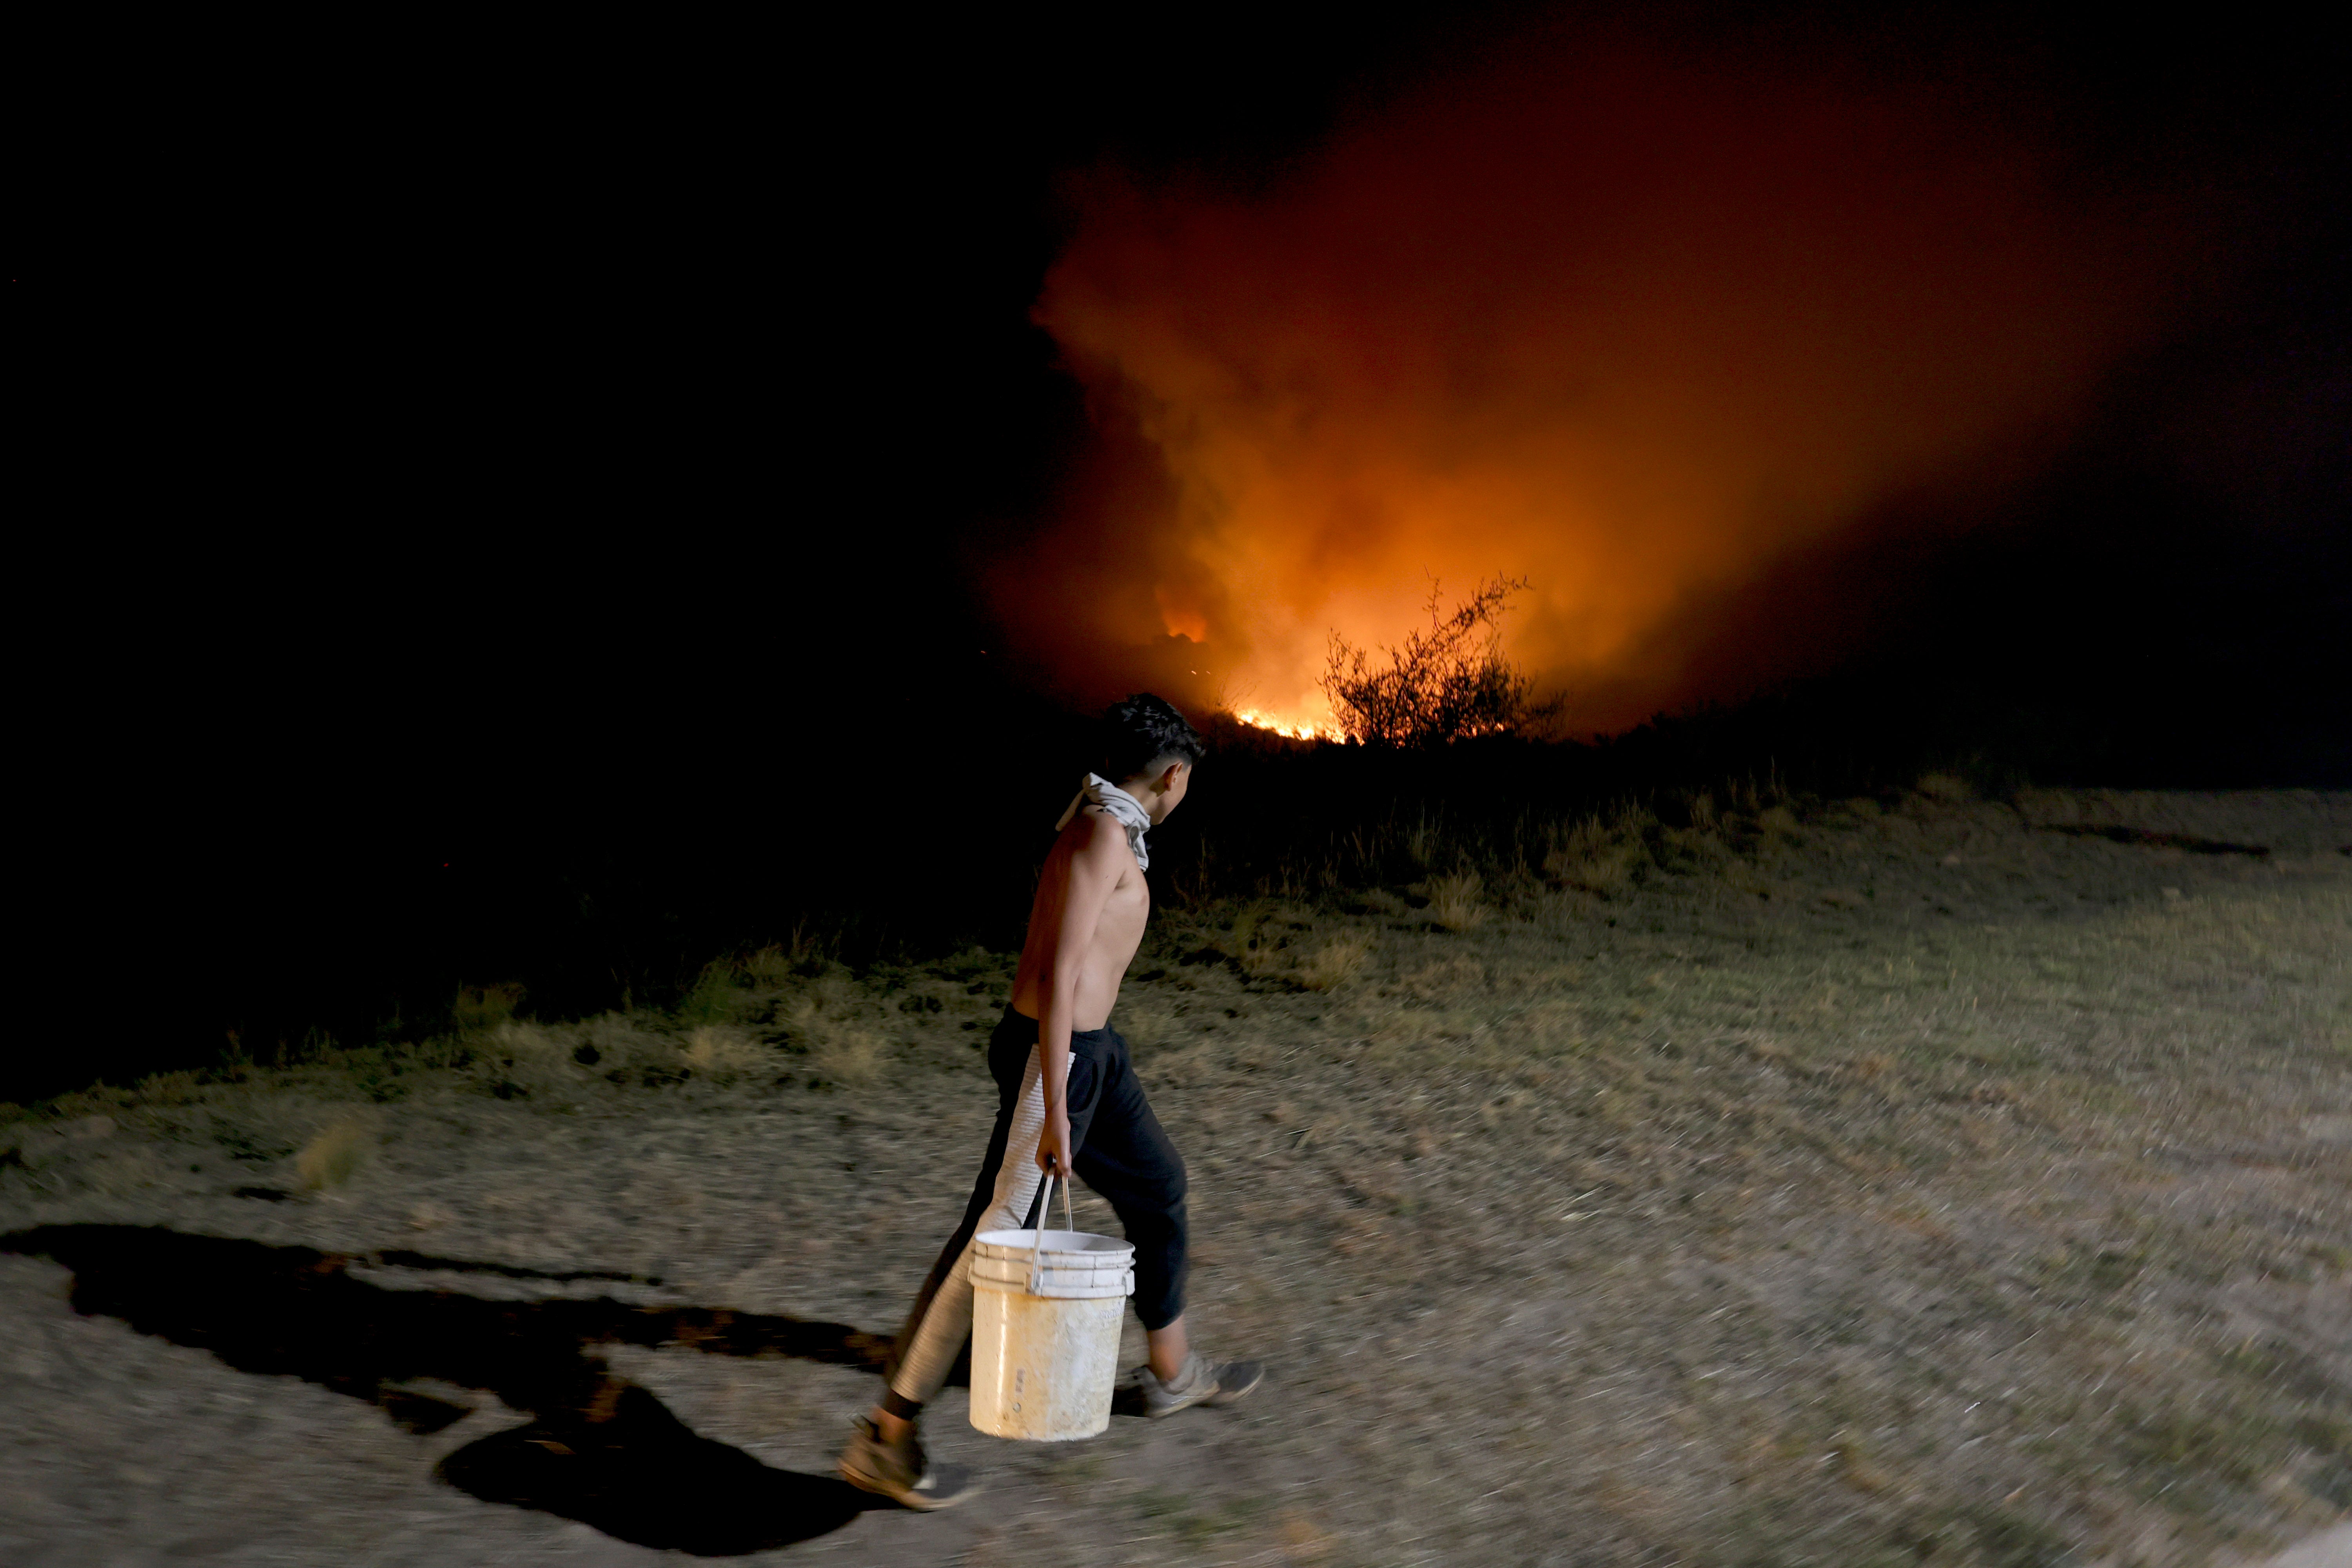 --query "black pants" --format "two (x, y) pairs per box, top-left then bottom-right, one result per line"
(884, 1005), (1190, 1397)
